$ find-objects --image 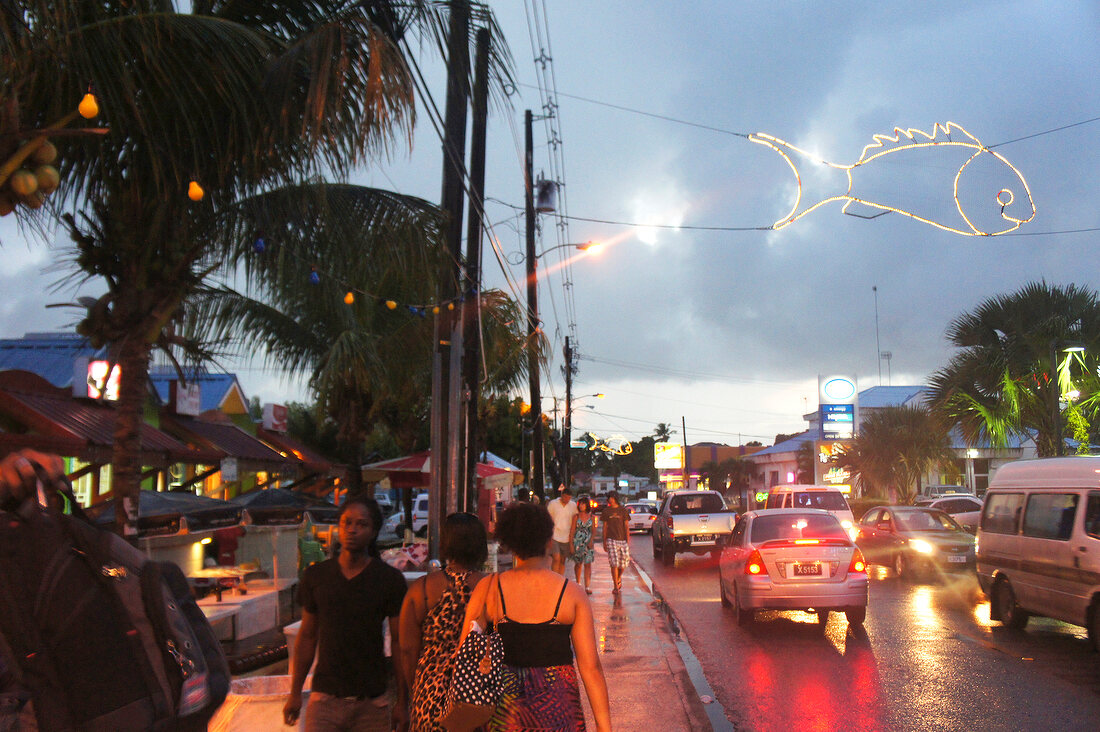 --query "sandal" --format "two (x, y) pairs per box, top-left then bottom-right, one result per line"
(585, 587), (593, 595)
